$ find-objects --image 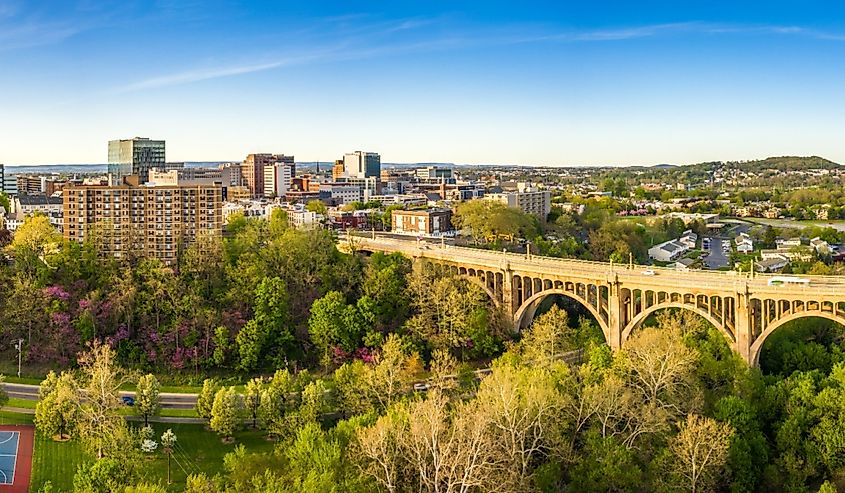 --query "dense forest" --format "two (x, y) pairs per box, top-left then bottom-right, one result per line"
(0, 210), (509, 379)
(5, 206), (845, 492)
